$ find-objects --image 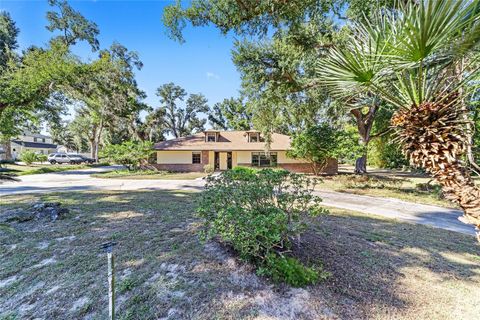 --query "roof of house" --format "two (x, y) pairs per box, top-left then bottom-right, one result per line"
(11, 140), (57, 149)
(20, 131), (52, 139)
(154, 131), (292, 151)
